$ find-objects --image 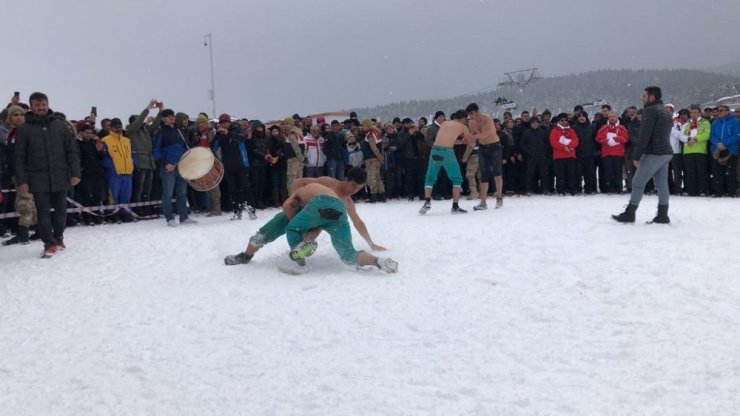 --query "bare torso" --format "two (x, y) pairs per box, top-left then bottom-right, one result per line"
(469, 113), (500, 145)
(293, 183), (339, 205)
(434, 121), (473, 148)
